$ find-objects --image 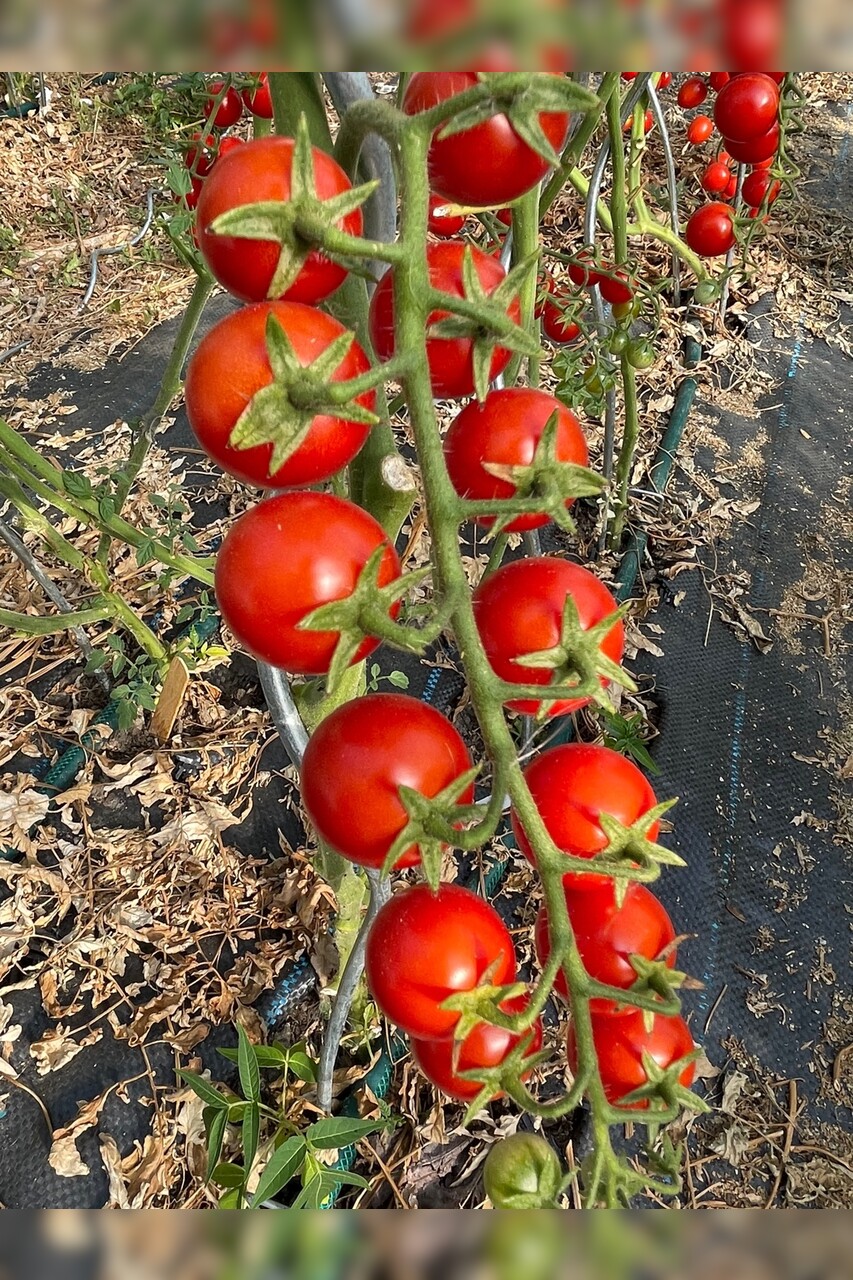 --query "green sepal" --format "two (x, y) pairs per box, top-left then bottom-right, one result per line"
(437, 966), (527, 1048)
(518, 597), (636, 718)
(590, 799), (684, 903)
(458, 1038), (552, 1126)
(615, 1049), (711, 1118)
(381, 764), (482, 888)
